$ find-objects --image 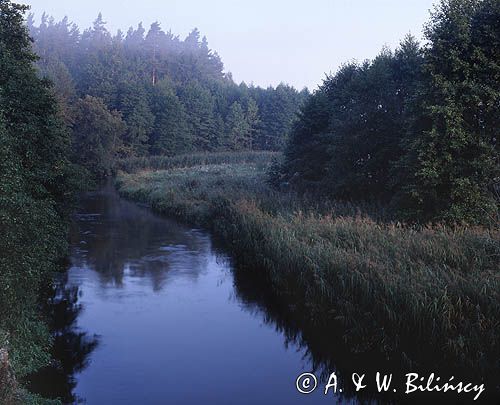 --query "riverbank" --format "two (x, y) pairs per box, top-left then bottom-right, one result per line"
(116, 152), (500, 373)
